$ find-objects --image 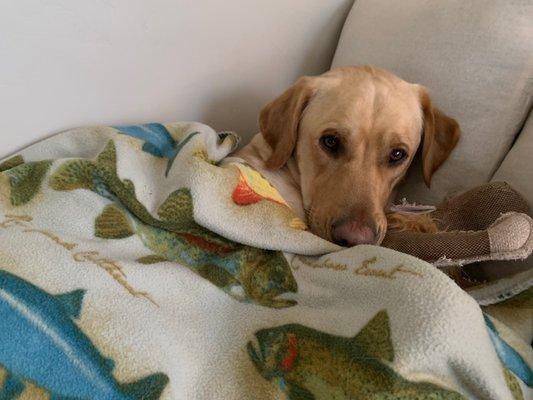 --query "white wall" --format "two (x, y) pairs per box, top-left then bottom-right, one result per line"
(0, 0), (353, 157)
